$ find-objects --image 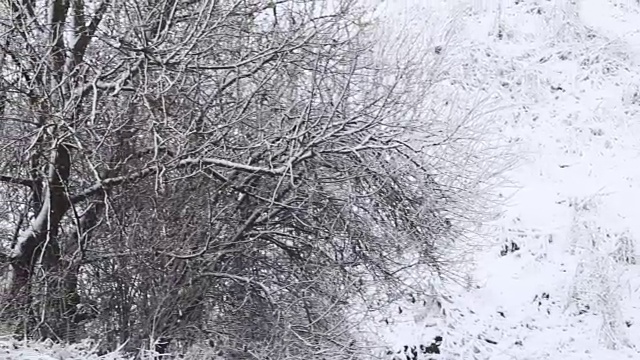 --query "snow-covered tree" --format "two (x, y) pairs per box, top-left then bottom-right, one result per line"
(0, 0), (502, 357)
